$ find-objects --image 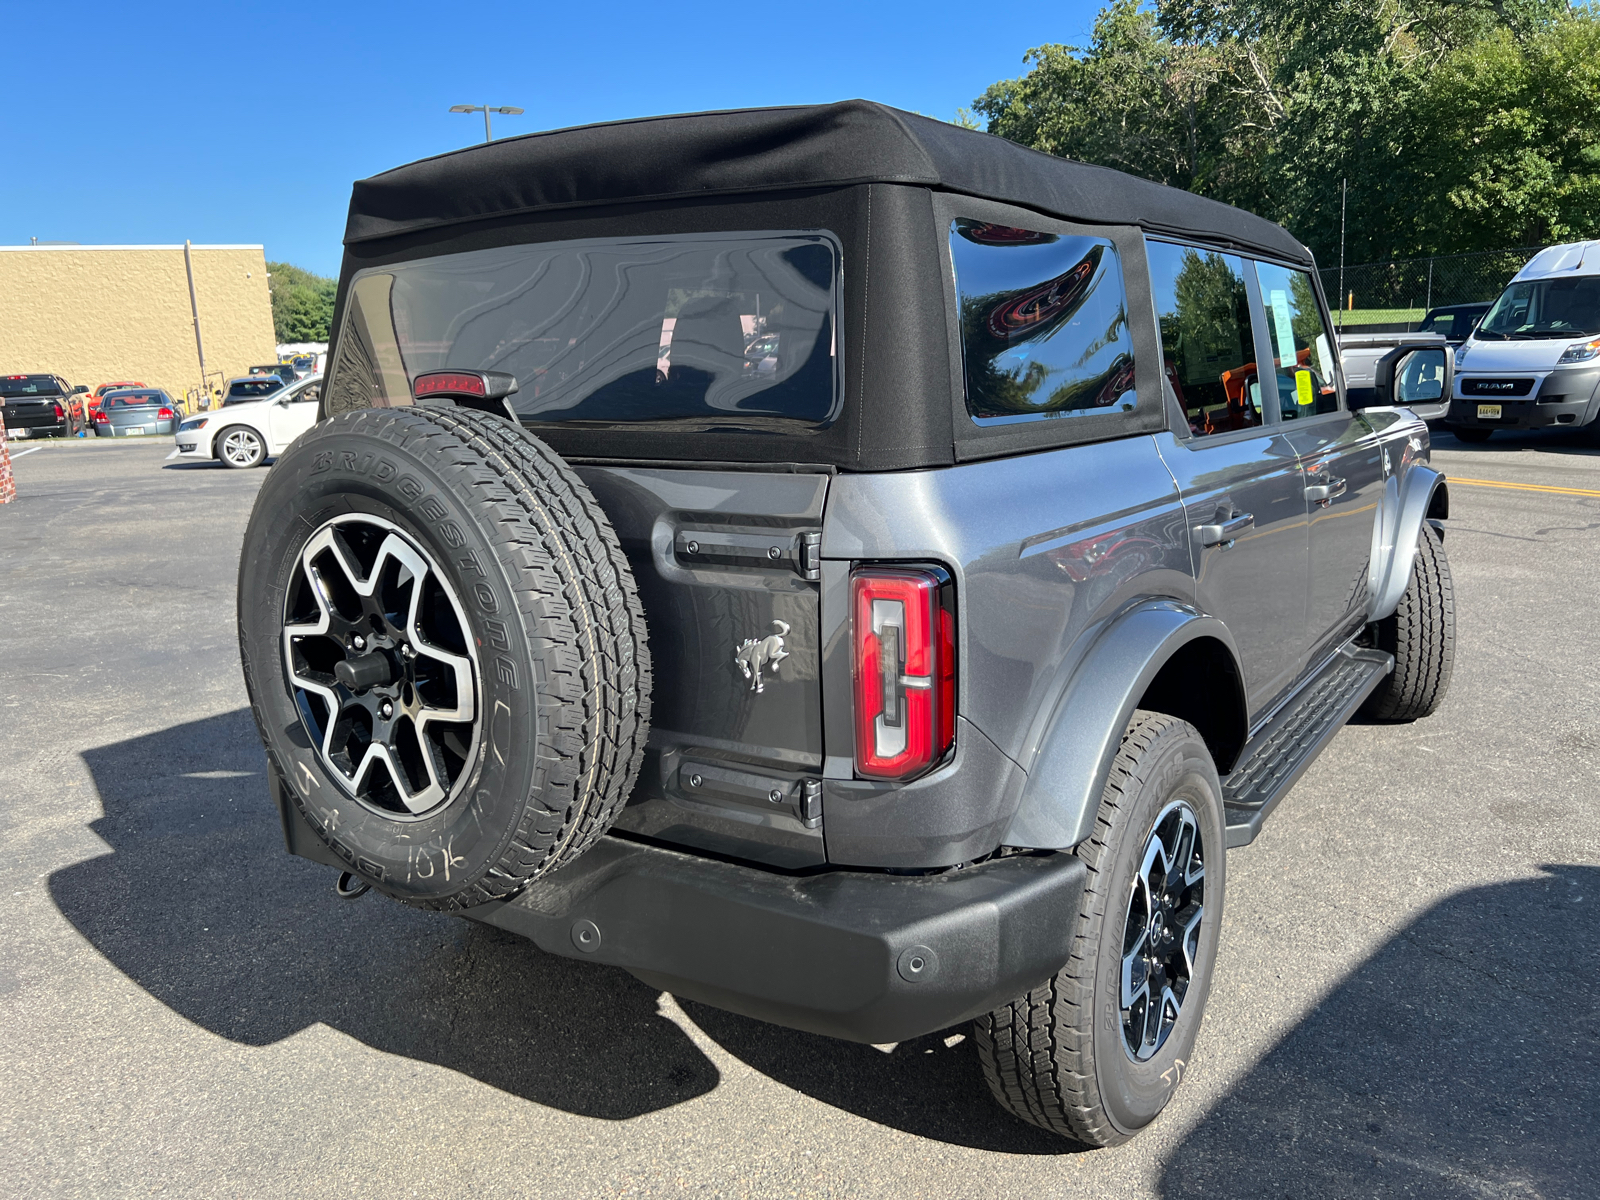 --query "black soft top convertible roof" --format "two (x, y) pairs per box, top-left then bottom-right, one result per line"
(343, 99), (1311, 266)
